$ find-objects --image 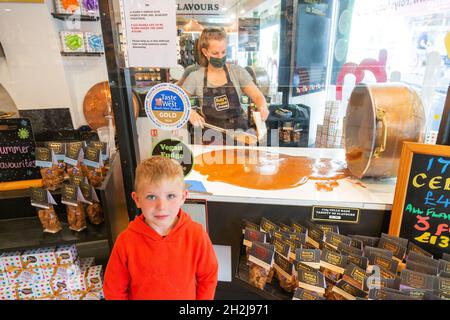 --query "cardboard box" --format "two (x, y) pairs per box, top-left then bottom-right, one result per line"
(54, 0), (81, 15)
(80, 0), (99, 16)
(60, 31), (85, 53)
(84, 32), (104, 52)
